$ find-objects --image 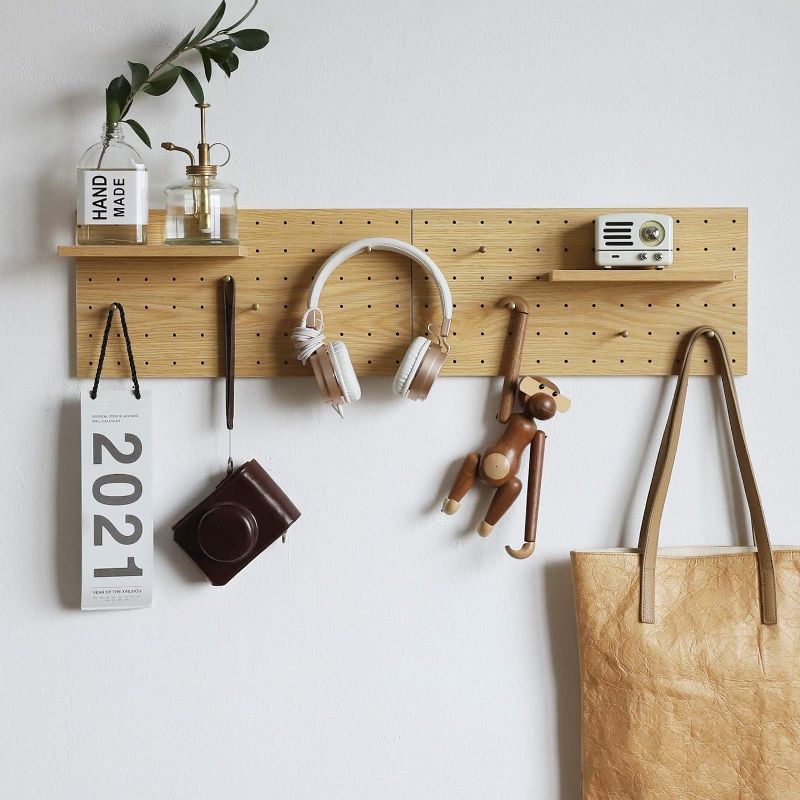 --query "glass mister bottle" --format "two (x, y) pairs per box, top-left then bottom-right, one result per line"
(162, 103), (239, 245)
(76, 122), (148, 245)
